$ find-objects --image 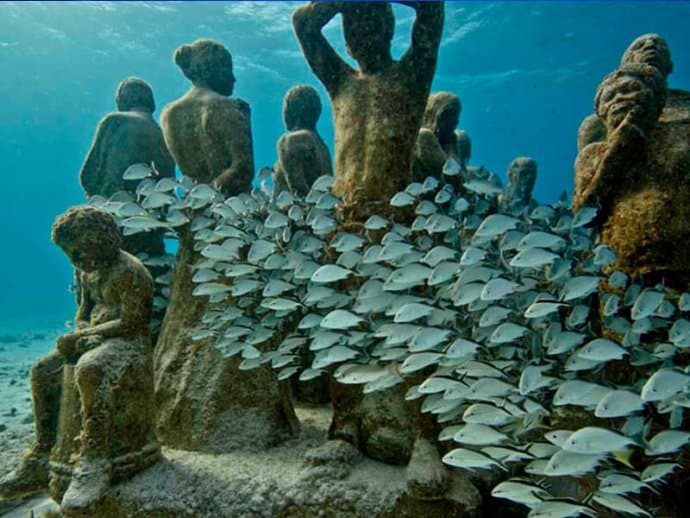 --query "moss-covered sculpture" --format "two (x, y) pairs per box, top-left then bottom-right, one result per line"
(154, 39), (296, 451)
(574, 39), (690, 288)
(412, 91), (462, 183)
(293, 1), (444, 222)
(499, 157), (537, 215)
(273, 84), (333, 197)
(0, 206), (159, 513)
(80, 77), (175, 259)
